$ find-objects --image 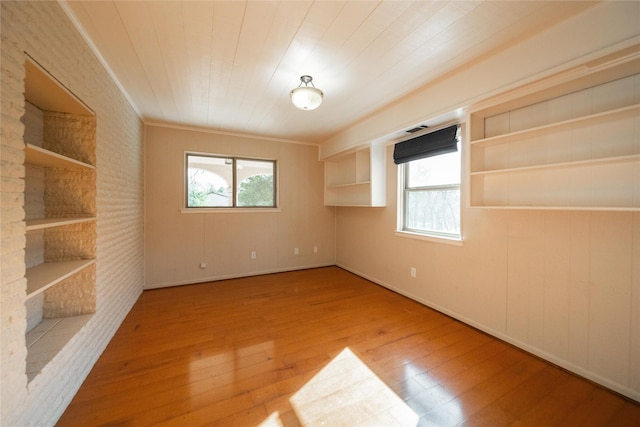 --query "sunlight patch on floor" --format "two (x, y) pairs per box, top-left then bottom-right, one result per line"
(188, 341), (275, 392)
(258, 411), (285, 427)
(259, 347), (419, 426)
